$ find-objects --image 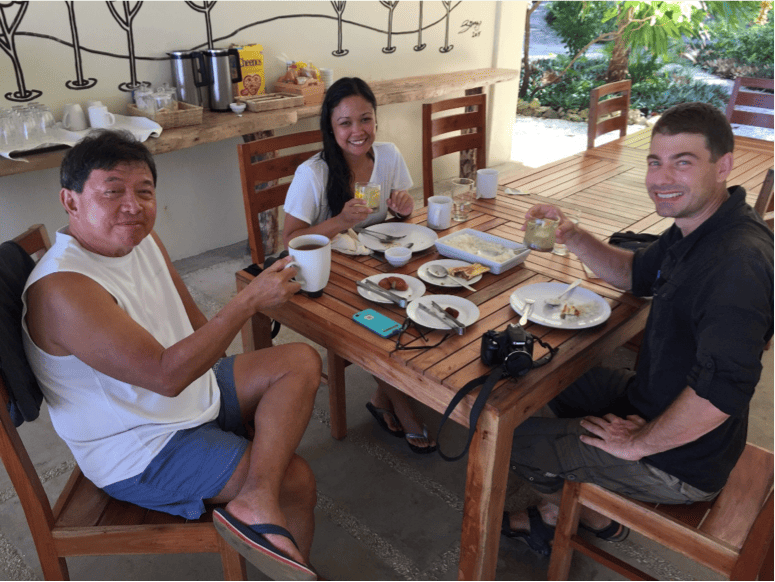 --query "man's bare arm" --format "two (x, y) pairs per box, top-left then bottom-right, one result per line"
(578, 387), (730, 461)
